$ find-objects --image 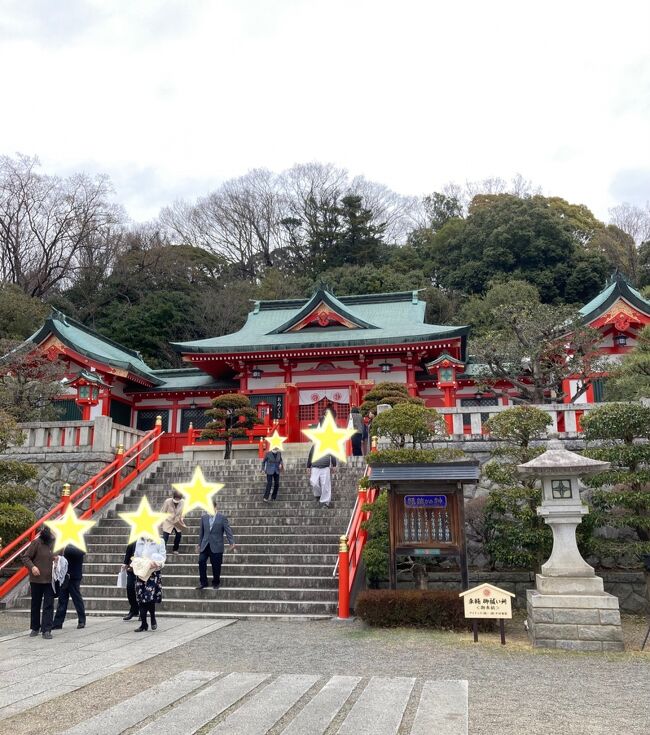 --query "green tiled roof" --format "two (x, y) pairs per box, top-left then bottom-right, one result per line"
(138, 368), (237, 392)
(173, 290), (468, 354)
(29, 310), (163, 386)
(579, 272), (650, 321)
